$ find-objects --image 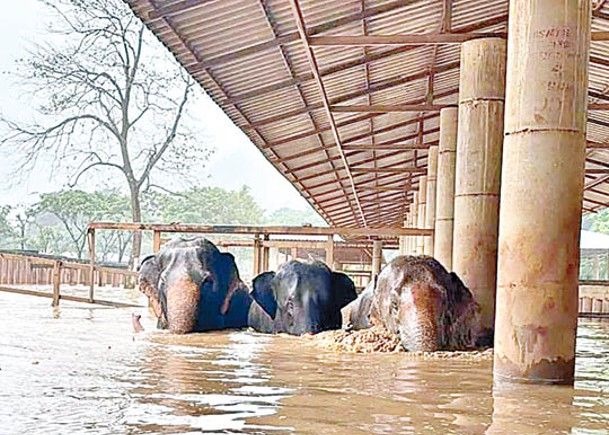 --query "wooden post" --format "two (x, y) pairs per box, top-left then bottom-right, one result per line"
(416, 177), (427, 254)
(410, 192), (418, 254)
(326, 236), (335, 266)
(434, 107), (458, 269)
(153, 230), (162, 253)
(52, 260), (61, 307)
(253, 235), (262, 276)
(424, 146), (439, 255)
(88, 229), (96, 302)
(371, 240), (383, 278)
(494, 0), (590, 385)
(452, 37), (506, 345)
(262, 235), (270, 272)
